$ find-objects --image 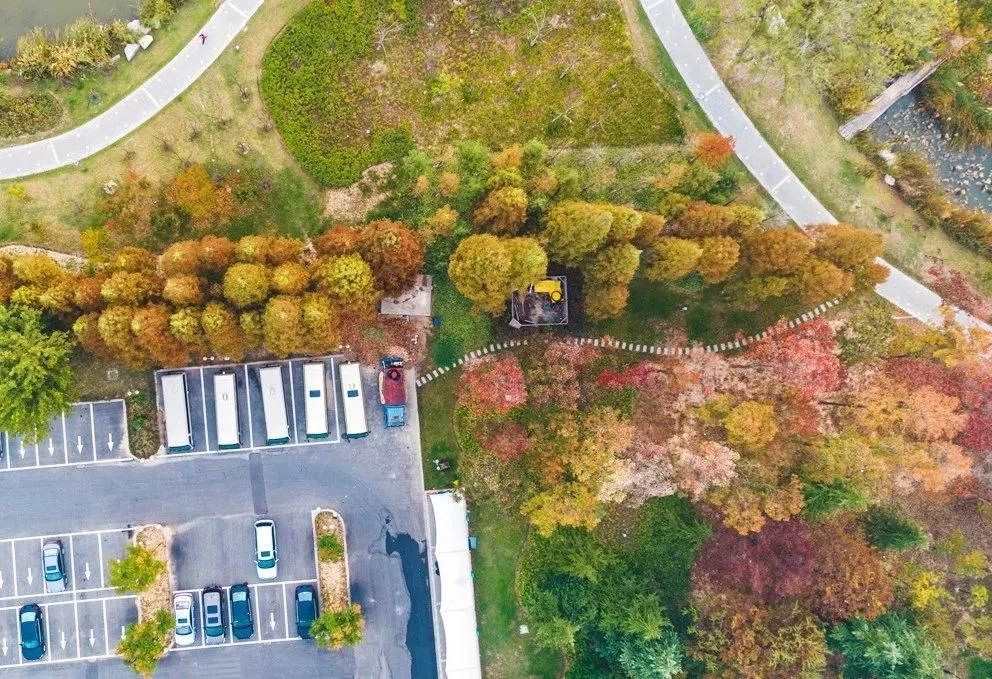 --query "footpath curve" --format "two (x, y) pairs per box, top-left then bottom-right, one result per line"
(0, 0), (264, 180)
(639, 0), (991, 333)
